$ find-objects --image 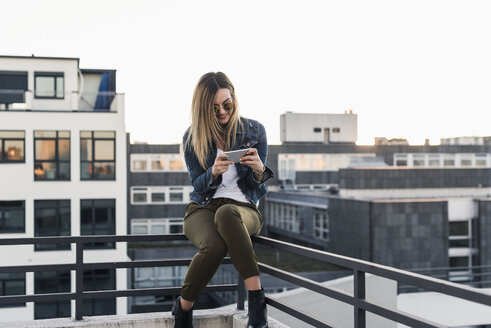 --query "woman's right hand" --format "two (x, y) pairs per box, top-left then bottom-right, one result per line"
(212, 154), (234, 181)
